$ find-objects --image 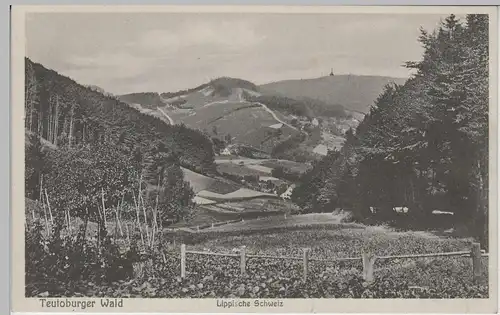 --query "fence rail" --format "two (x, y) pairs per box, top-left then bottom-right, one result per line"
(186, 250), (239, 257)
(179, 242), (487, 283)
